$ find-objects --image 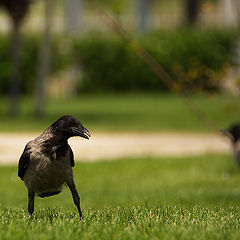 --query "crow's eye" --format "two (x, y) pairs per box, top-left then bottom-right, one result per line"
(68, 121), (77, 127)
